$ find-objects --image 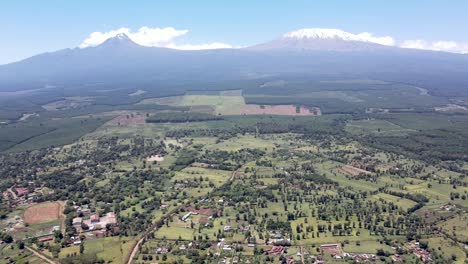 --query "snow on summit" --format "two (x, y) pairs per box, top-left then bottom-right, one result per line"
(283, 28), (395, 46)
